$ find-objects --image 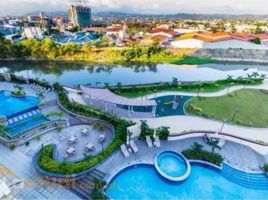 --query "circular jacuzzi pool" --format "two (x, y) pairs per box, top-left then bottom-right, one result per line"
(154, 151), (191, 182)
